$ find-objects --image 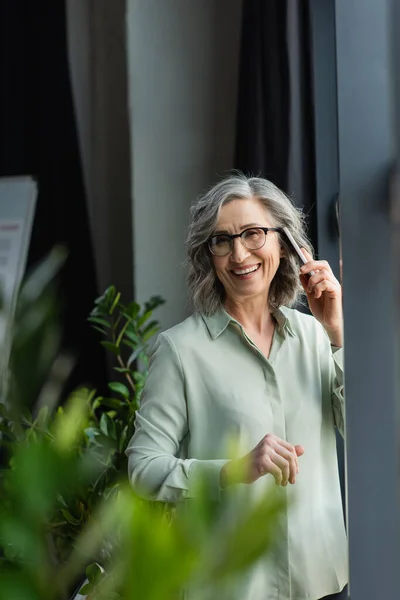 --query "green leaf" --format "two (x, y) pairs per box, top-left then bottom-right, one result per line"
(87, 388), (97, 403)
(92, 325), (107, 335)
(57, 494), (68, 508)
(86, 562), (103, 584)
(105, 285), (117, 300)
(144, 295), (165, 312)
(90, 432), (116, 449)
(140, 319), (159, 335)
(137, 310), (152, 328)
(53, 390), (89, 451)
(91, 397), (102, 412)
(25, 428), (38, 443)
(89, 304), (102, 315)
(124, 328), (141, 344)
(84, 427), (102, 440)
(109, 292), (121, 315)
(127, 347), (145, 367)
(209, 491), (285, 581)
(121, 339), (136, 350)
(88, 316), (111, 328)
(94, 285), (115, 305)
(120, 311), (134, 321)
(100, 413), (116, 439)
(35, 405), (50, 429)
(94, 397), (124, 411)
(101, 341), (120, 356)
(93, 285), (118, 313)
(108, 382), (130, 400)
(133, 372), (146, 384)
(126, 301), (141, 319)
(142, 326), (160, 343)
(140, 354), (149, 368)
(61, 509), (80, 525)
(0, 422), (15, 439)
(119, 425), (129, 452)
(114, 367), (132, 374)
(79, 583), (93, 595)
